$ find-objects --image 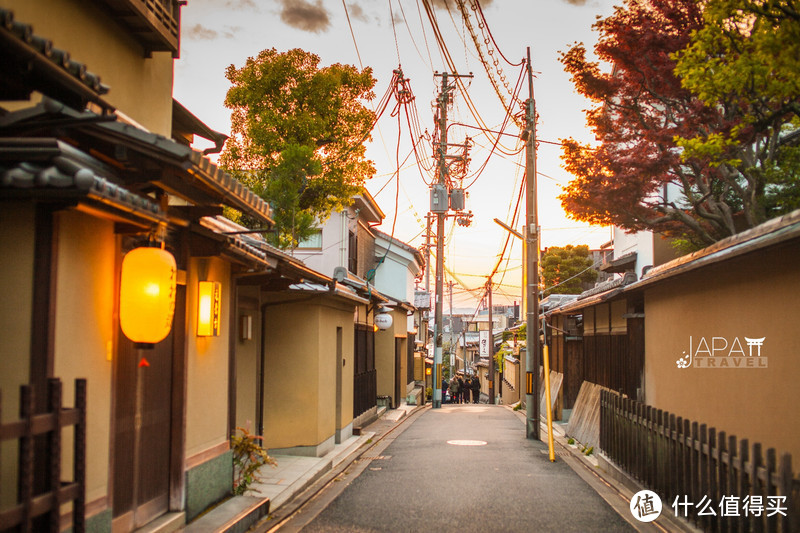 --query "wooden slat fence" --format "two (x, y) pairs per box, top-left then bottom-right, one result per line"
(353, 369), (377, 418)
(600, 390), (800, 532)
(0, 378), (86, 533)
